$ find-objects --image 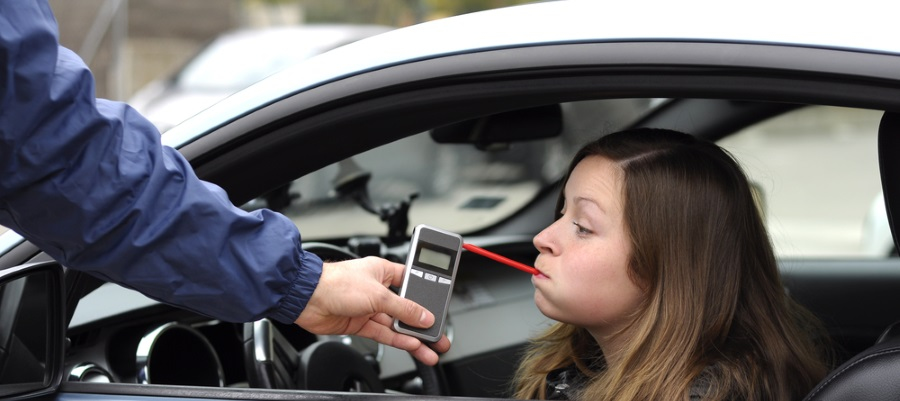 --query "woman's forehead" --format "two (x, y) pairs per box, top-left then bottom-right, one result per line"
(565, 157), (625, 211)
